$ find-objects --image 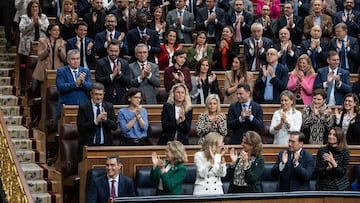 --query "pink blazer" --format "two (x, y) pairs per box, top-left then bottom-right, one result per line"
(287, 72), (316, 105)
